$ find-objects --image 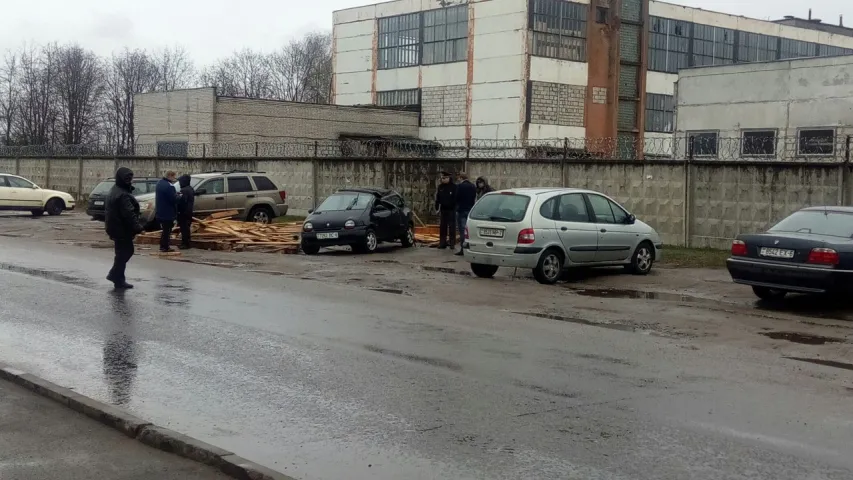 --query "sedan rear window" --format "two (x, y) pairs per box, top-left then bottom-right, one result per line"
(769, 210), (853, 238)
(469, 193), (530, 223)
